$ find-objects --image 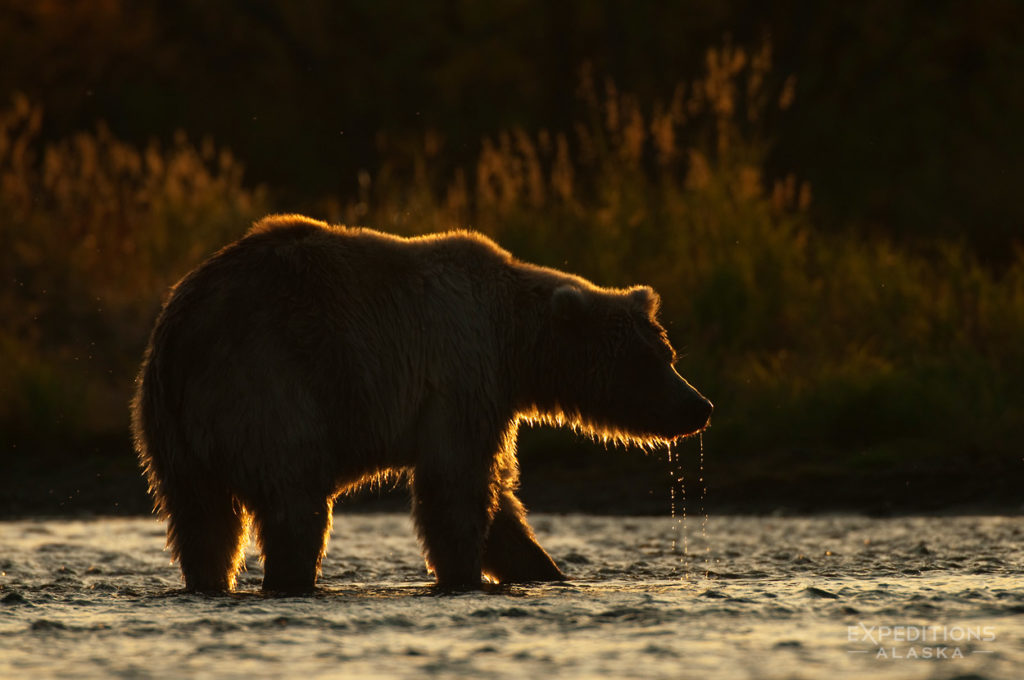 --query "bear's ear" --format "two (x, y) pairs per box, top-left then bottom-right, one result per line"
(551, 285), (588, 322)
(628, 286), (661, 318)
